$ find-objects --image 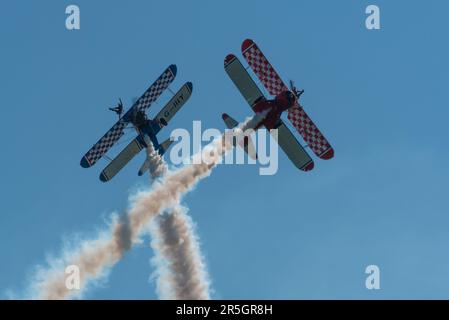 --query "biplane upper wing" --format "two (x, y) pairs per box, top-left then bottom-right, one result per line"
(80, 65), (177, 168)
(80, 120), (128, 168)
(154, 82), (192, 127)
(99, 136), (145, 182)
(241, 39), (334, 160)
(129, 64), (177, 115)
(287, 106), (334, 159)
(241, 39), (288, 96)
(224, 53), (313, 169)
